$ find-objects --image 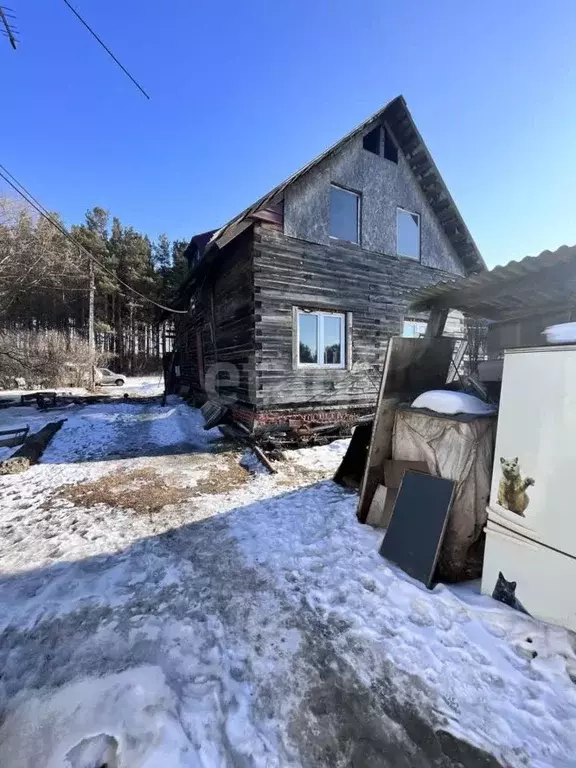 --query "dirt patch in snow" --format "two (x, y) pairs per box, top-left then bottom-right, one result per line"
(276, 464), (331, 487)
(191, 452), (251, 495)
(56, 453), (252, 514)
(58, 468), (191, 514)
